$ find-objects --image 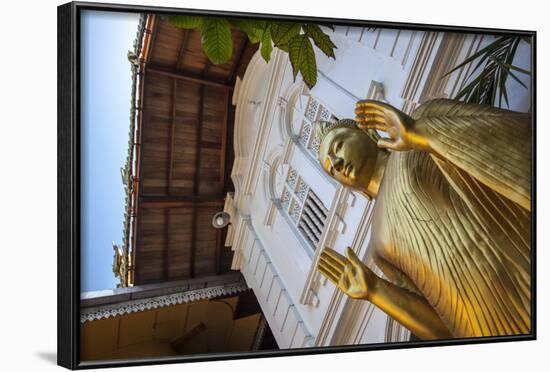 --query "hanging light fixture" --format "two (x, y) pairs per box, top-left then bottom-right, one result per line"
(212, 211), (231, 229)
